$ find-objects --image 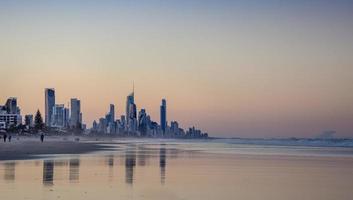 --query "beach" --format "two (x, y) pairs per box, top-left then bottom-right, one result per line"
(0, 137), (104, 161)
(0, 139), (353, 200)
